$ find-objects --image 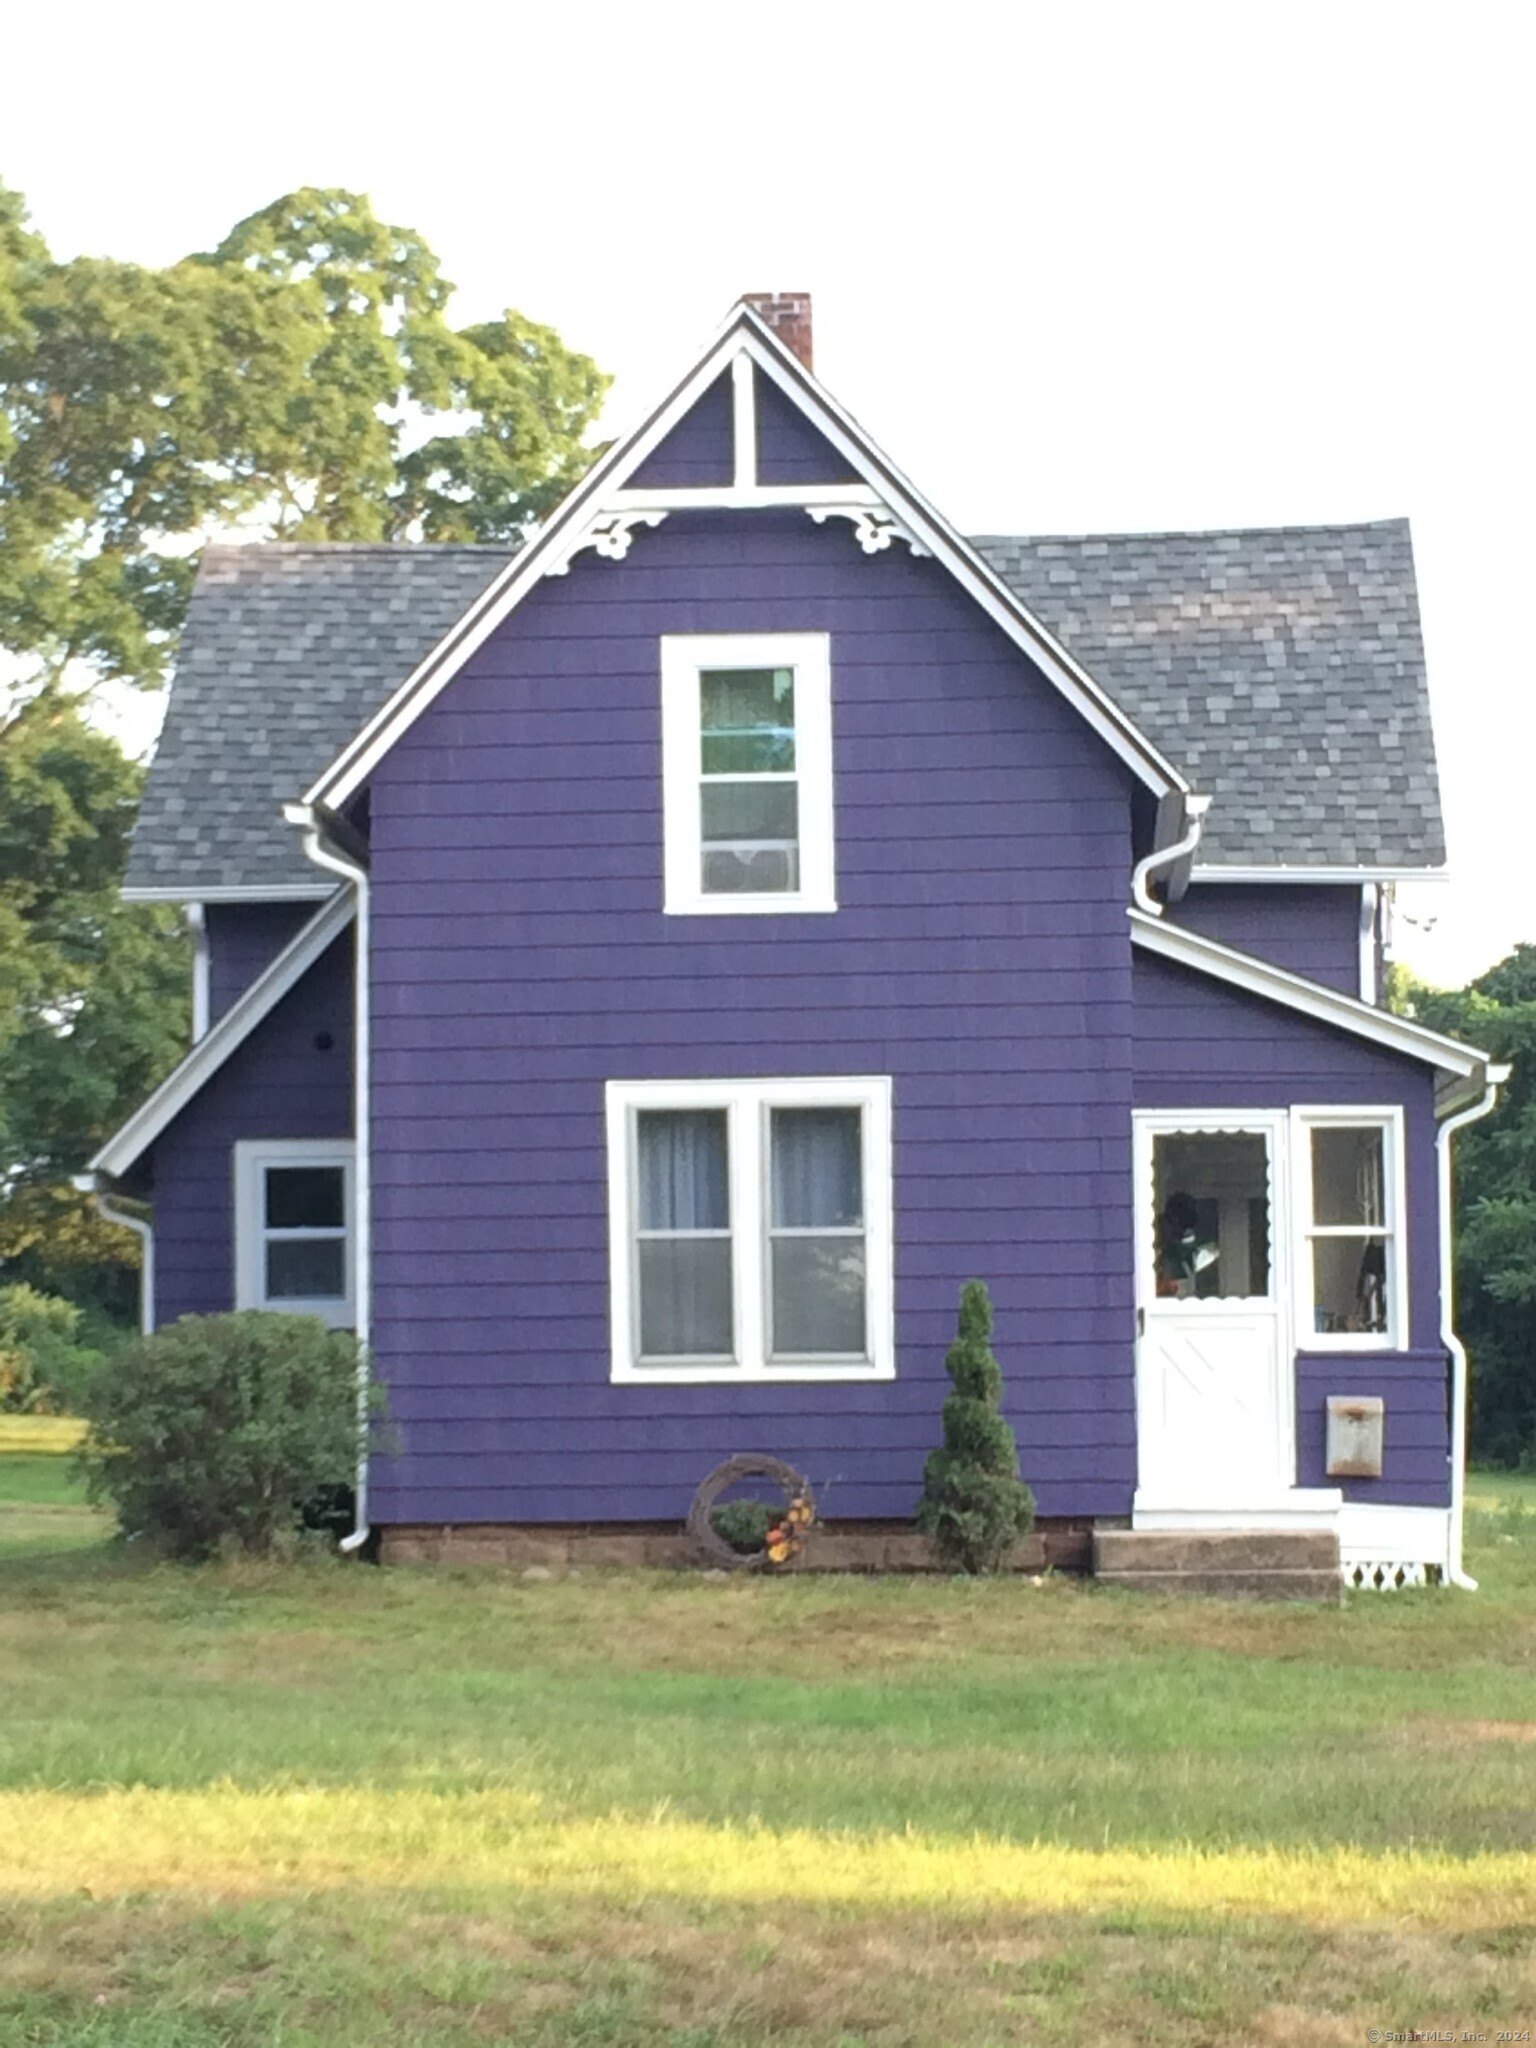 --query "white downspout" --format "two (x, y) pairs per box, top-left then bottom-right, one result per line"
(283, 802), (372, 1555)
(1131, 795), (1212, 915)
(1439, 1062), (1510, 1590)
(71, 1175), (155, 1336)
